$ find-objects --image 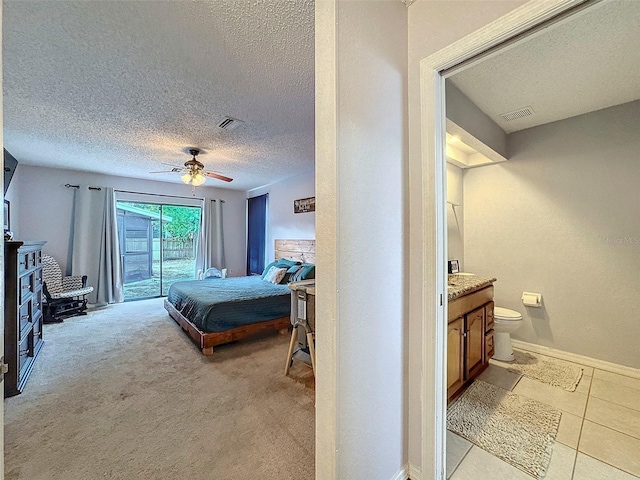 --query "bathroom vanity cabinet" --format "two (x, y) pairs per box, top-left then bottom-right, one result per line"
(447, 284), (495, 401)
